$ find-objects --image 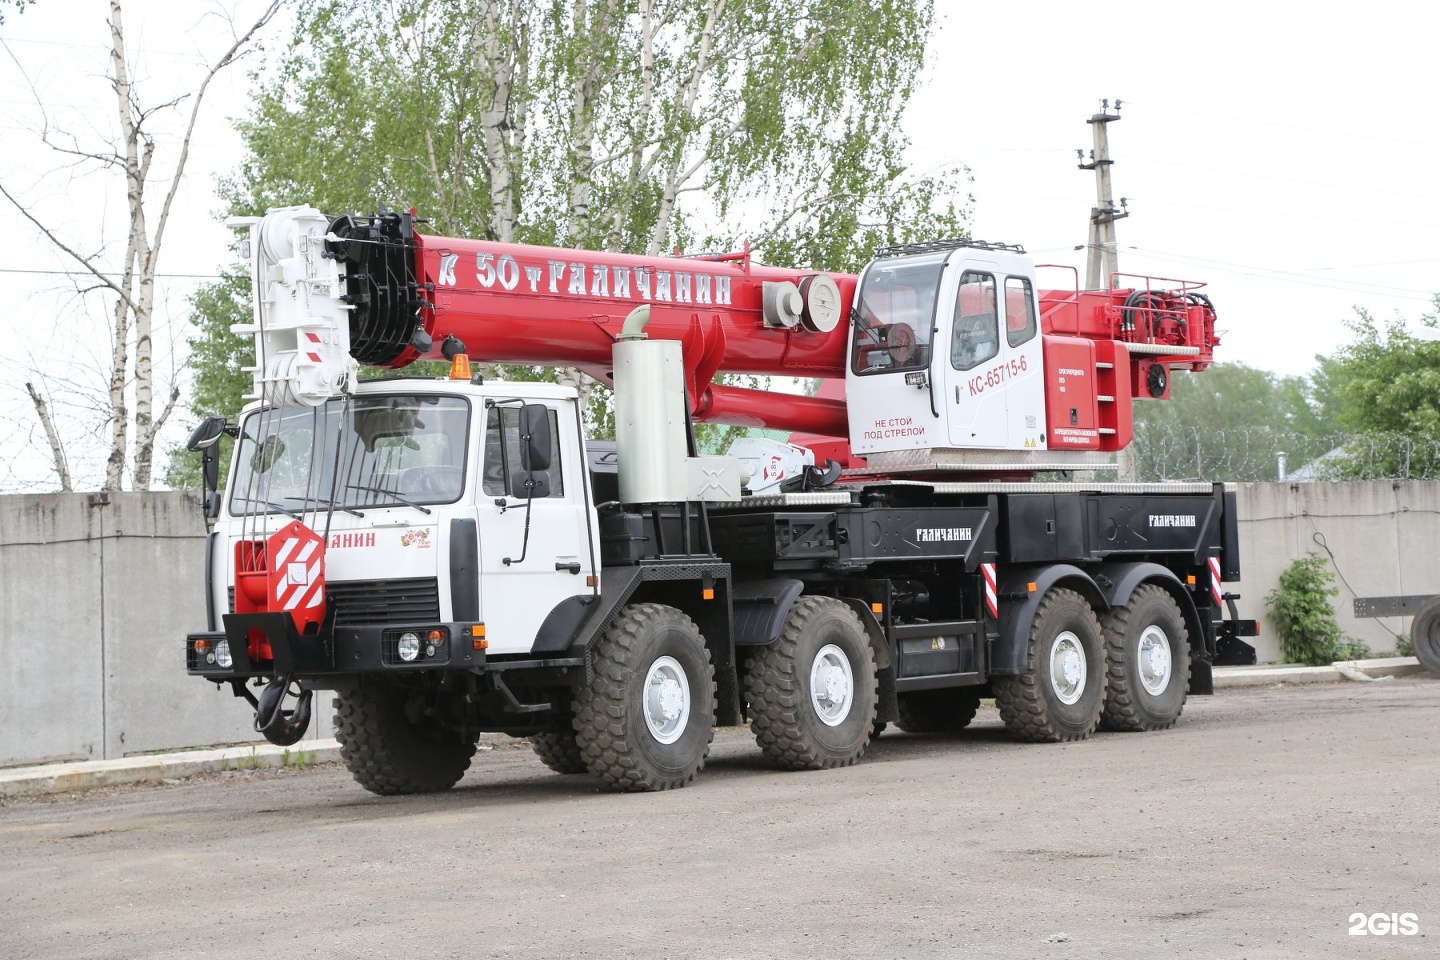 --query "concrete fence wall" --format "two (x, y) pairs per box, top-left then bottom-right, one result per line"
(0, 493), (332, 767)
(1233, 481), (1440, 663)
(1, 484), (1433, 766)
